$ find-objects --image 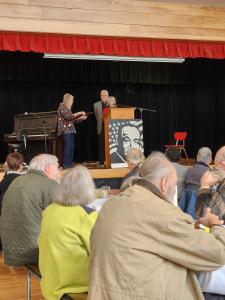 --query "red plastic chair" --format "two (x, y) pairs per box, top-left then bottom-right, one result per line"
(165, 132), (190, 165)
